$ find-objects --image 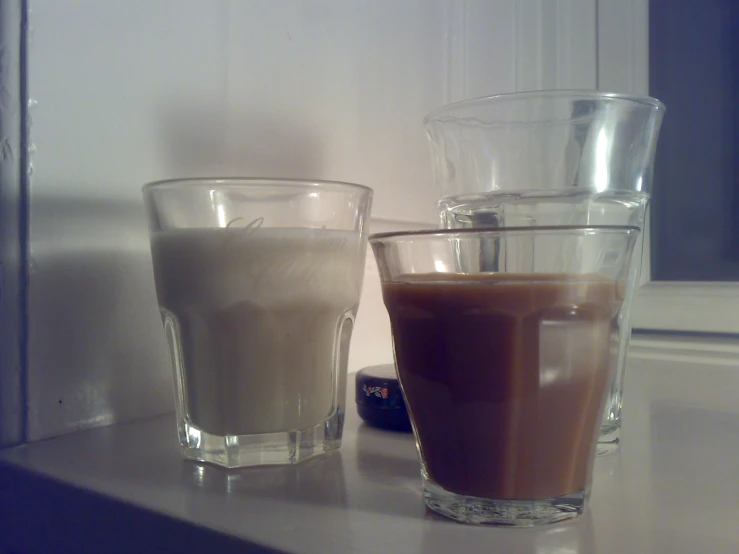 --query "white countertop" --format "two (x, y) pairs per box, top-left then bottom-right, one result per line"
(2, 353), (739, 553)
